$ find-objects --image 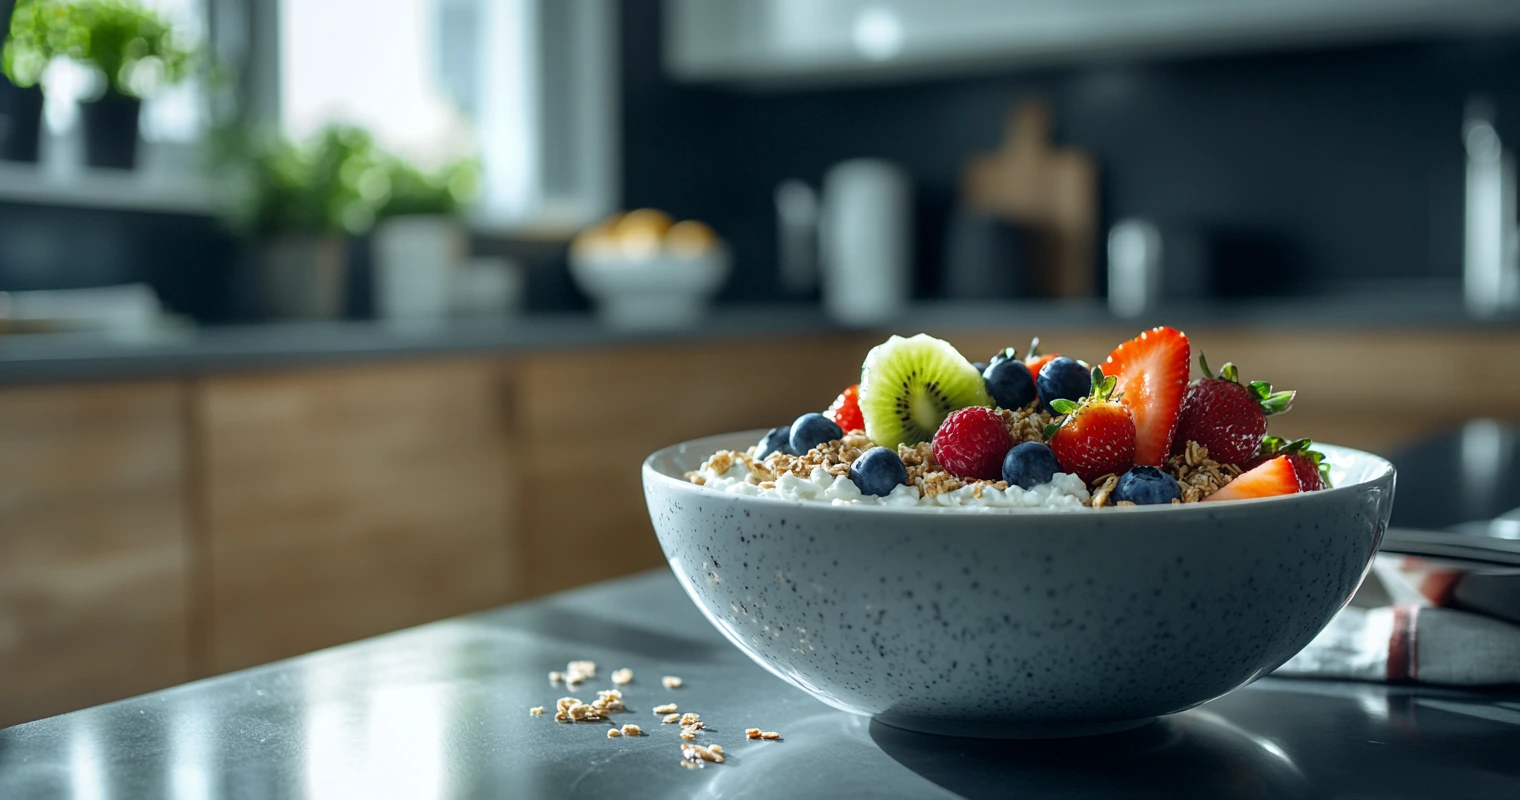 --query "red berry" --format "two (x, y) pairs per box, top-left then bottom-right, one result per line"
(1025, 353), (1058, 381)
(1022, 337), (1059, 397)
(1049, 400), (1136, 485)
(1171, 358), (1294, 466)
(1203, 455), (1303, 501)
(1287, 455), (1326, 491)
(1103, 326), (1190, 466)
(932, 407), (1012, 481)
(827, 384), (865, 433)
(1245, 437), (1329, 491)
